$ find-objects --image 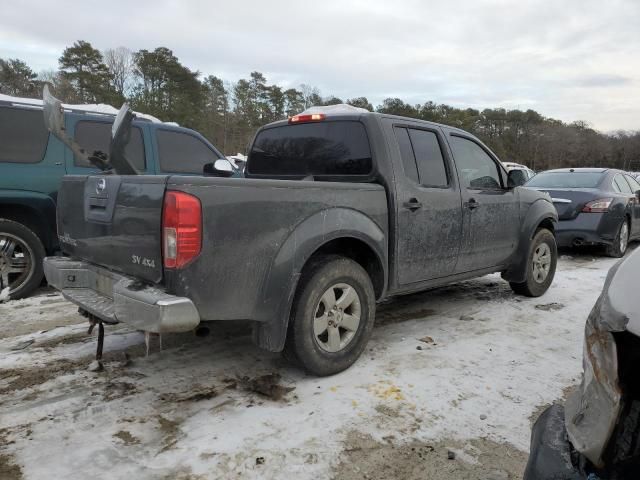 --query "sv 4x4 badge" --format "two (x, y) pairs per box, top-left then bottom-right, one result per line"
(131, 255), (155, 268)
